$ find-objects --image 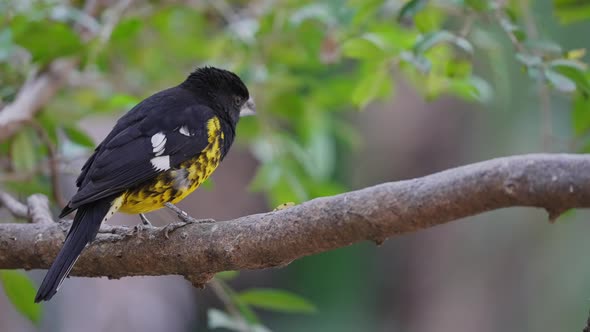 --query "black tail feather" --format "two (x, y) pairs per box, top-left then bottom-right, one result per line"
(35, 198), (111, 302)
